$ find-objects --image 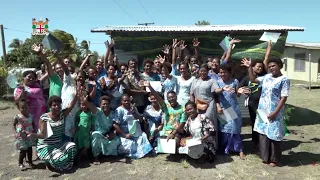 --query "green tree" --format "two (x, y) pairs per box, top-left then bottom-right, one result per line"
(8, 39), (22, 49)
(195, 20), (210, 25)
